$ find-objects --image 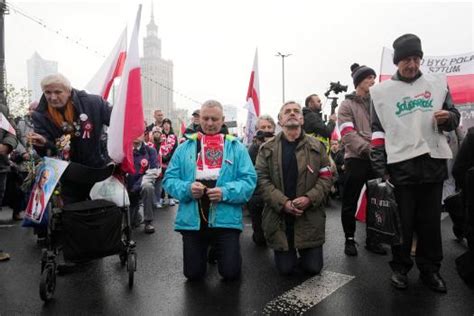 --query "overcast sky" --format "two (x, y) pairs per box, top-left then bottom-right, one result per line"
(5, 0), (474, 121)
